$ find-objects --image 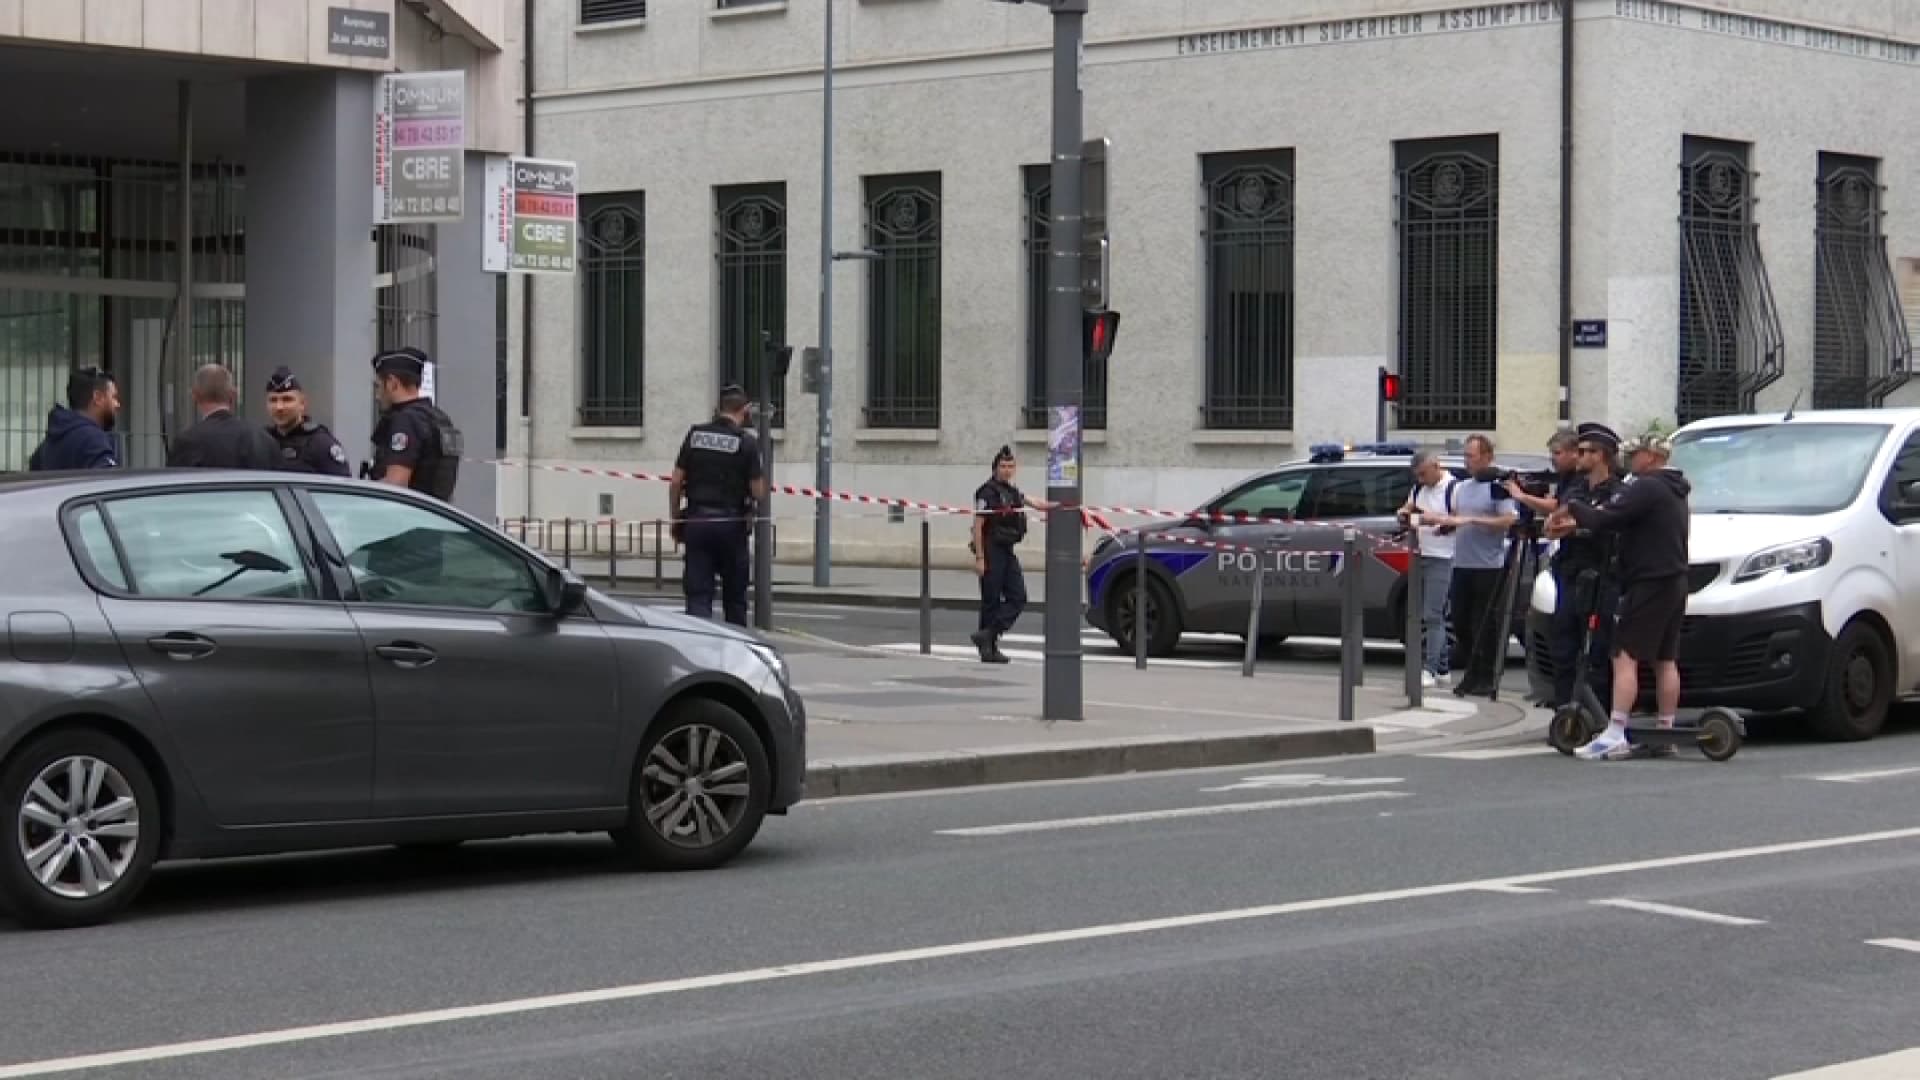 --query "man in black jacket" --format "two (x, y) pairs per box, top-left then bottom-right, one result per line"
(28, 367), (122, 471)
(168, 364), (279, 470)
(1551, 431), (1691, 761)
